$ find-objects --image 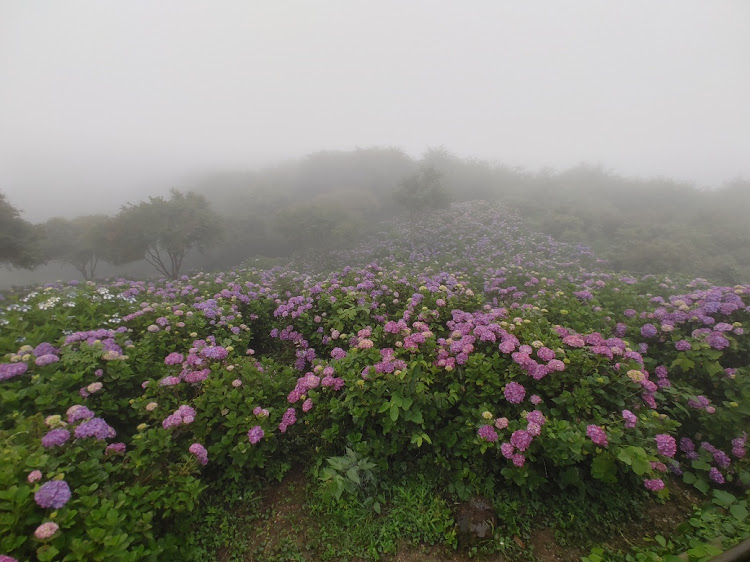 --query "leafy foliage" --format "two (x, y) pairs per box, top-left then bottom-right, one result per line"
(0, 190), (42, 269)
(109, 189), (222, 278)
